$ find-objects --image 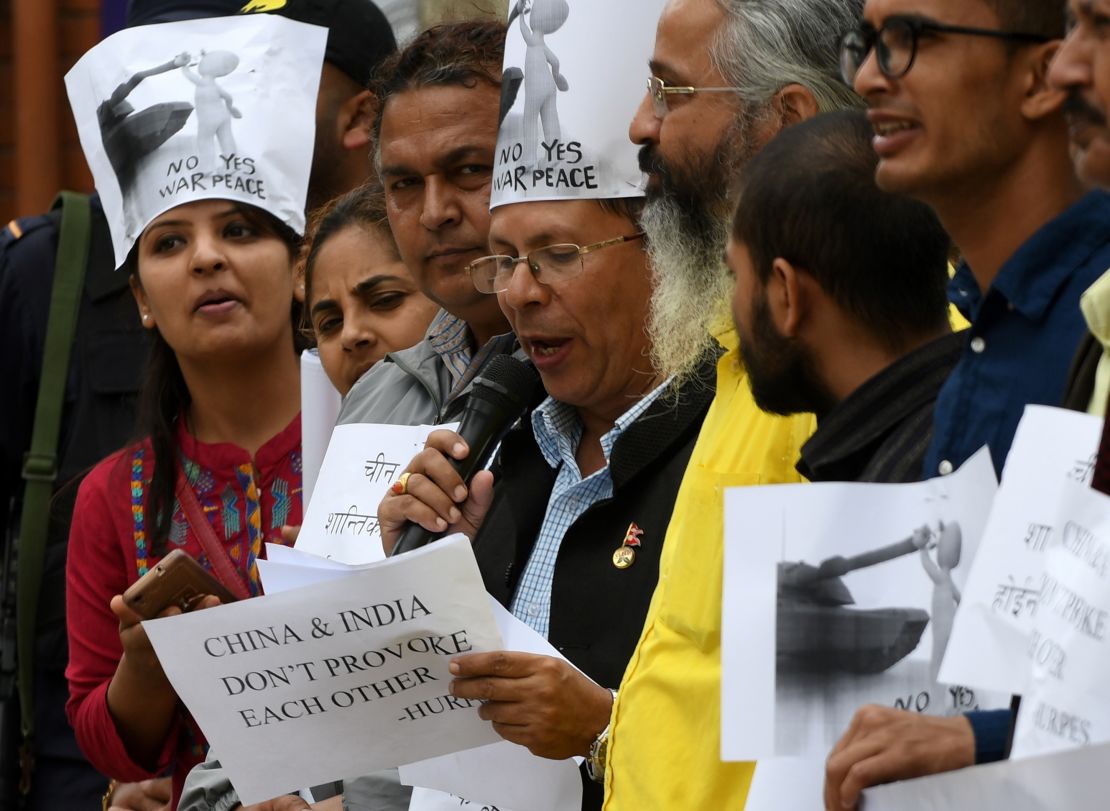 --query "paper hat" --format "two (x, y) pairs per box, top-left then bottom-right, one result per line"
(490, 0), (667, 209)
(66, 14), (326, 267)
(125, 0), (396, 87)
